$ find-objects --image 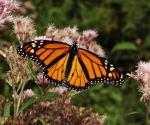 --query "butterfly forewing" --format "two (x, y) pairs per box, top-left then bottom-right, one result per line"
(17, 40), (71, 85)
(78, 48), (124, 85)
